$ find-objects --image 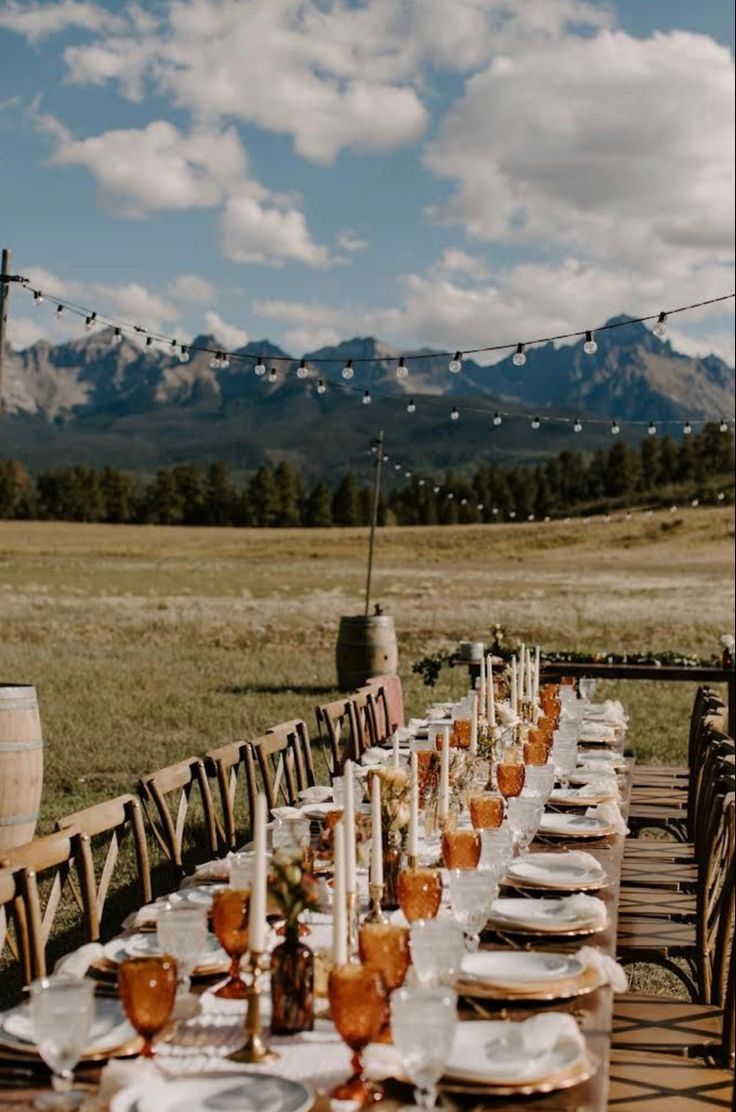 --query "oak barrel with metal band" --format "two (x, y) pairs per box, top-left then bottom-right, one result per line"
(0, 685), (44, 851)
(336, 615), (398, 691)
